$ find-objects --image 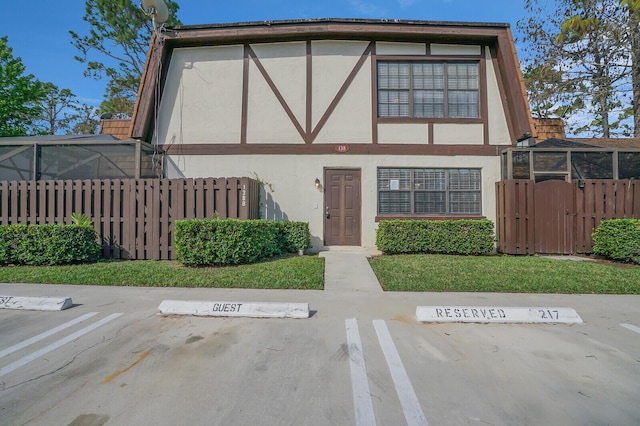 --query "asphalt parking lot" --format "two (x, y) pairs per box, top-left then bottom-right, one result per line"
(1, 283), (639, 426)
